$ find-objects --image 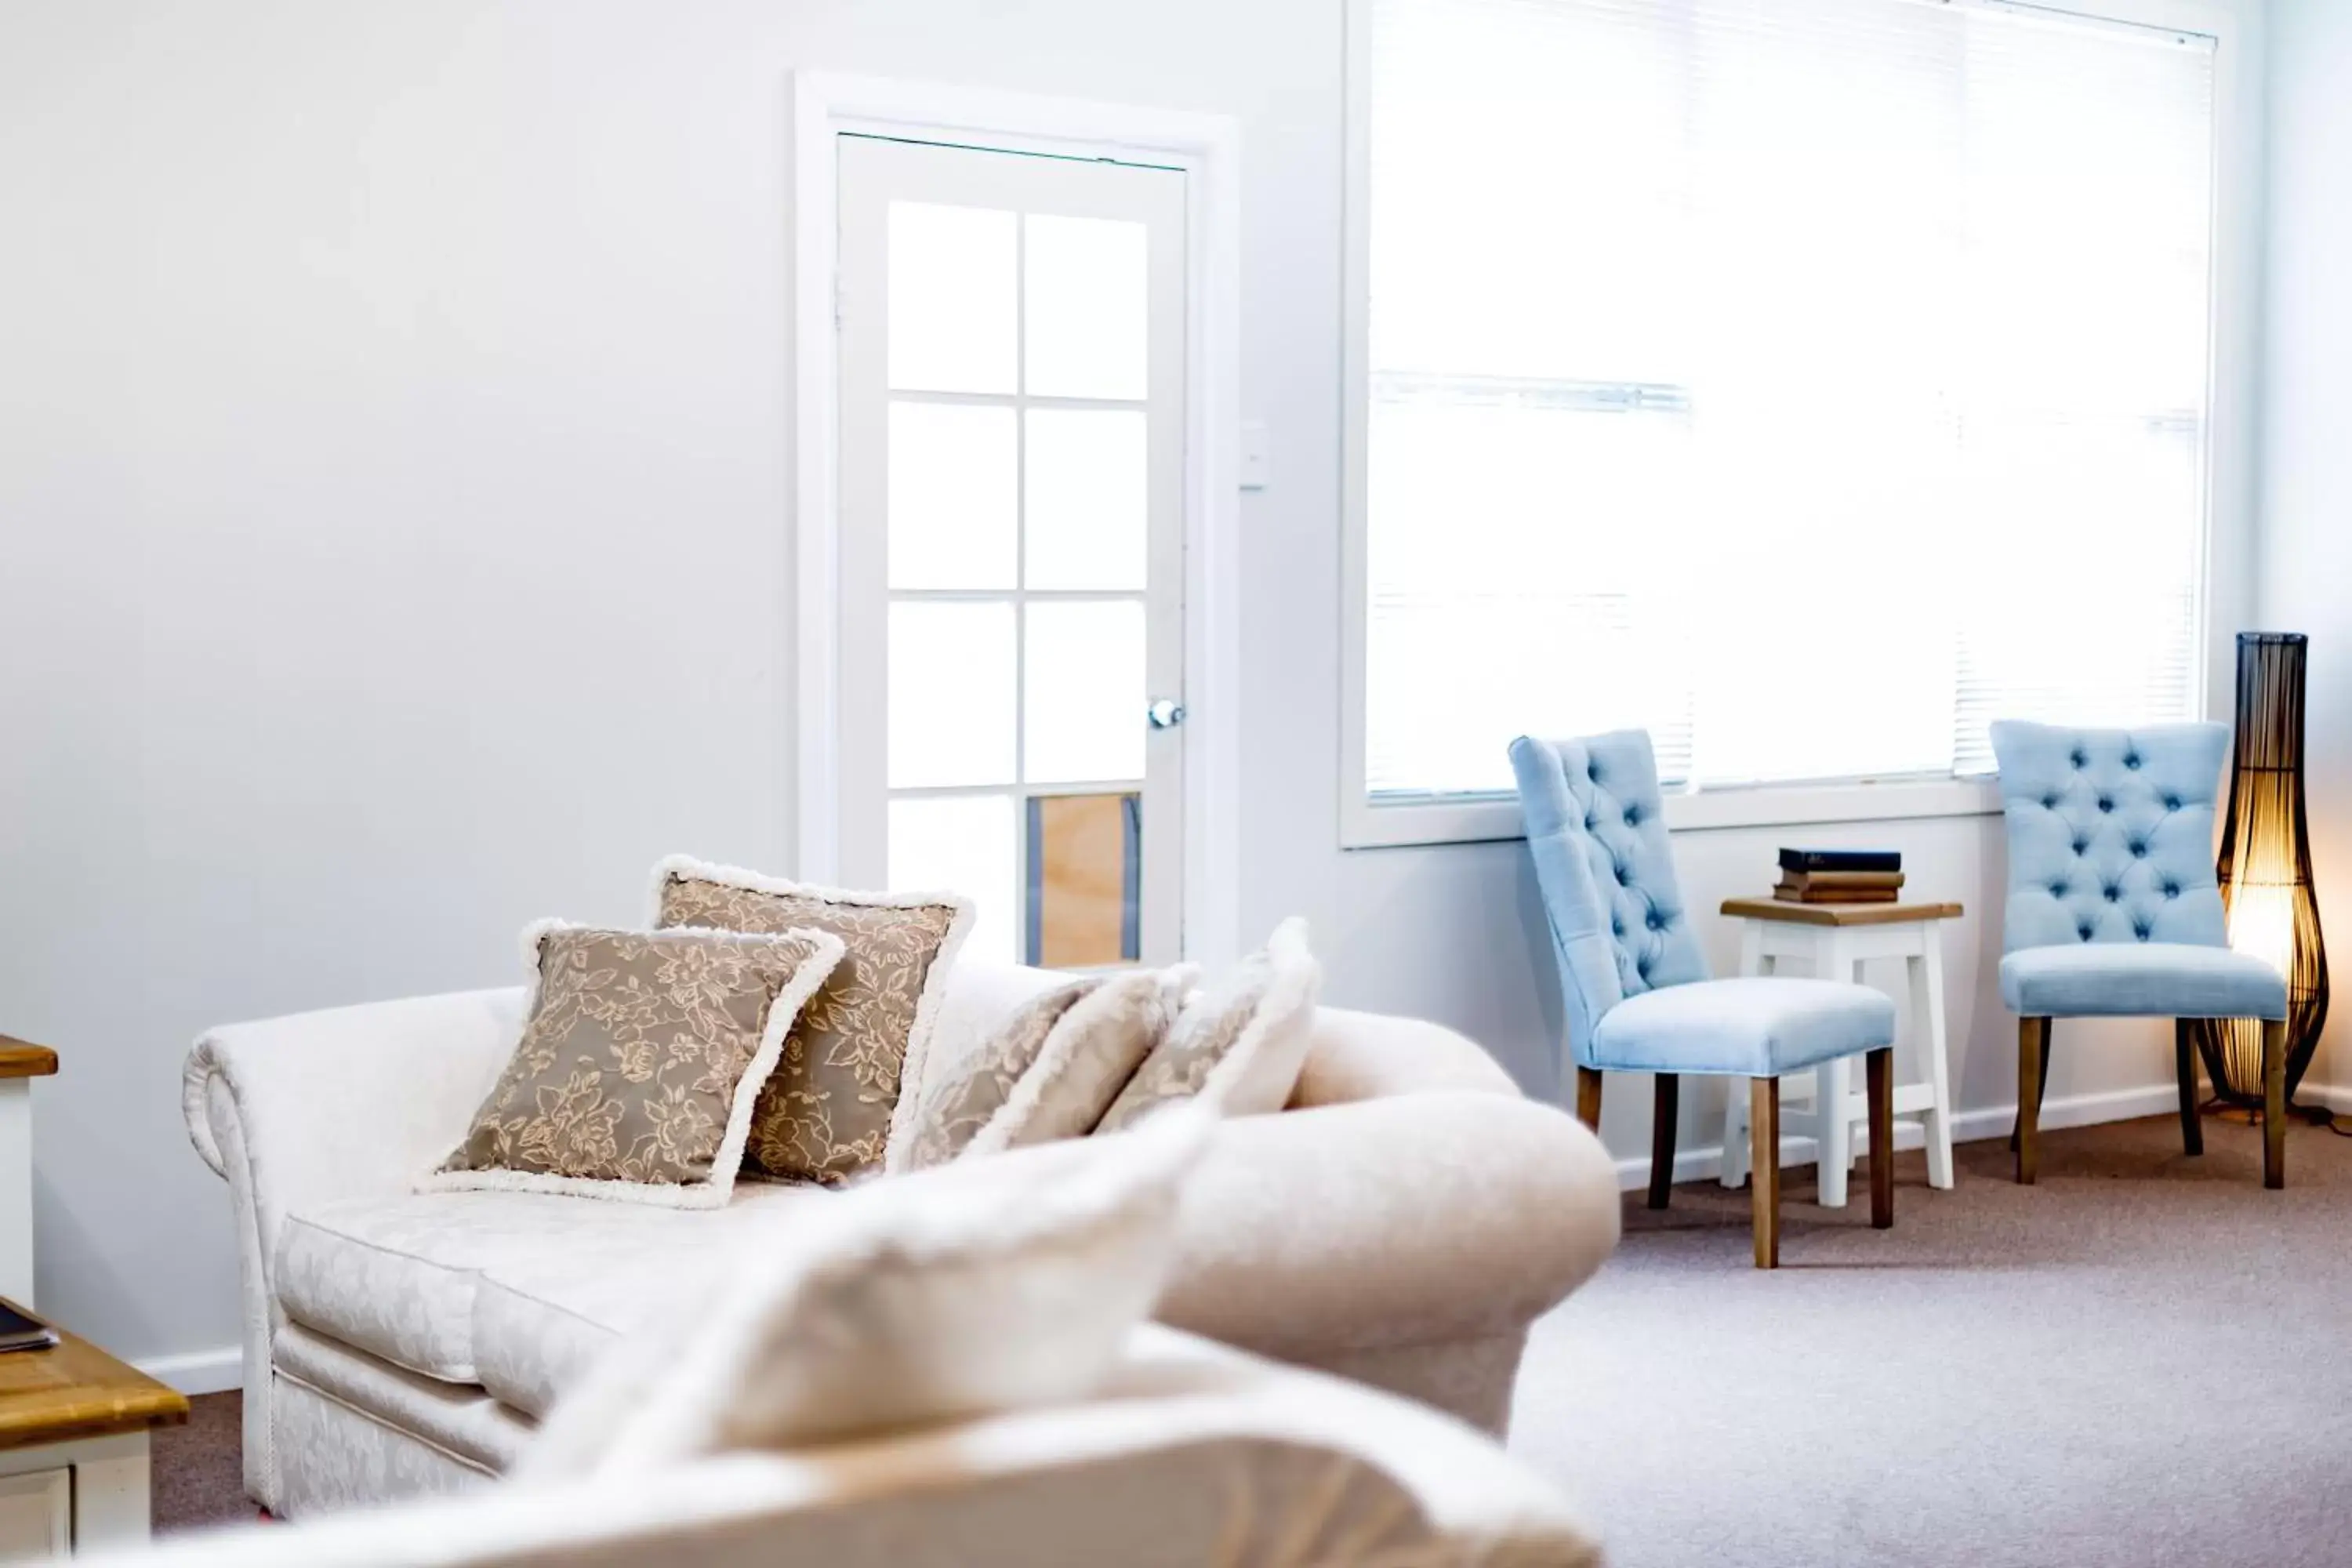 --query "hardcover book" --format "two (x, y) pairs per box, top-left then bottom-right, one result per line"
(1777, 848), (1901, 874)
